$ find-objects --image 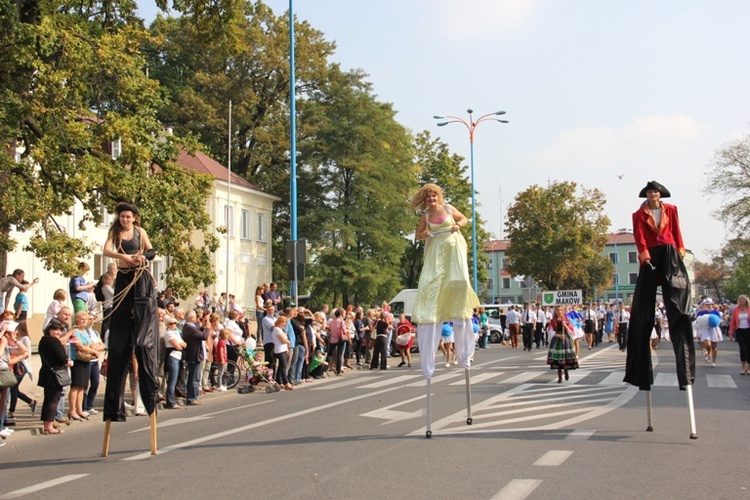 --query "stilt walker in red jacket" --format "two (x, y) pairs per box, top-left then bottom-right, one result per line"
(624, 181), (697, 439)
